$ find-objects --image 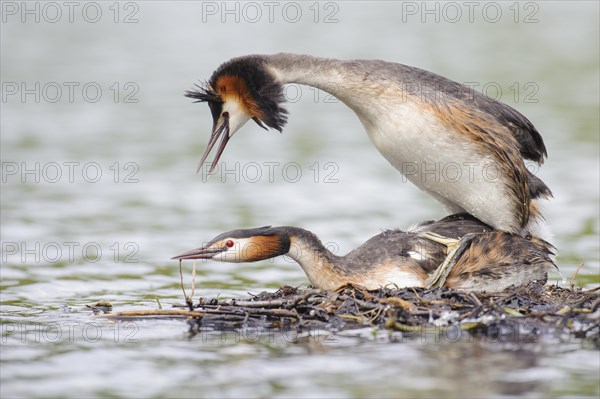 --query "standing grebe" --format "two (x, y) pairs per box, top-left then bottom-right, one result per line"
(172, 214), (555, 292)
(186, 53), (552, 237)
